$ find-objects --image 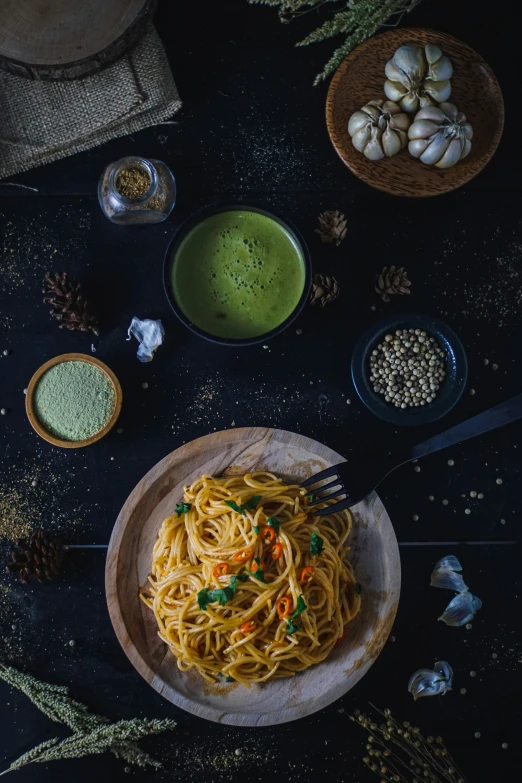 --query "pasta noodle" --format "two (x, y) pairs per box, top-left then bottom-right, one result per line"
(140, 472), (361, 687)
